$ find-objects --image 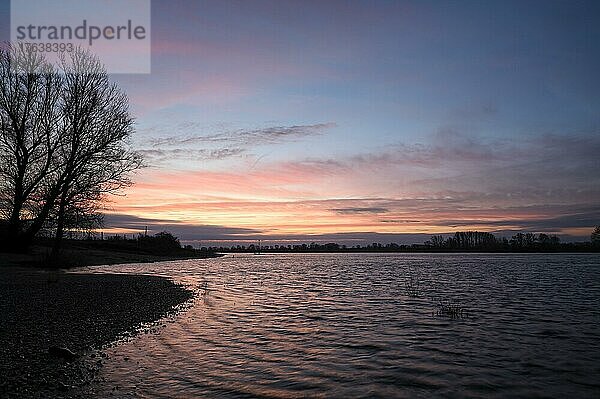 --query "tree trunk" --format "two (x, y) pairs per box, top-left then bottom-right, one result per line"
(4, 226), (32, 253)
(50, 197), (67, 261)
(21, 181), (62, 246)
(2, 182), (25, 252)
(10, 230), (34, 253)
(4, 208), (22, 252)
